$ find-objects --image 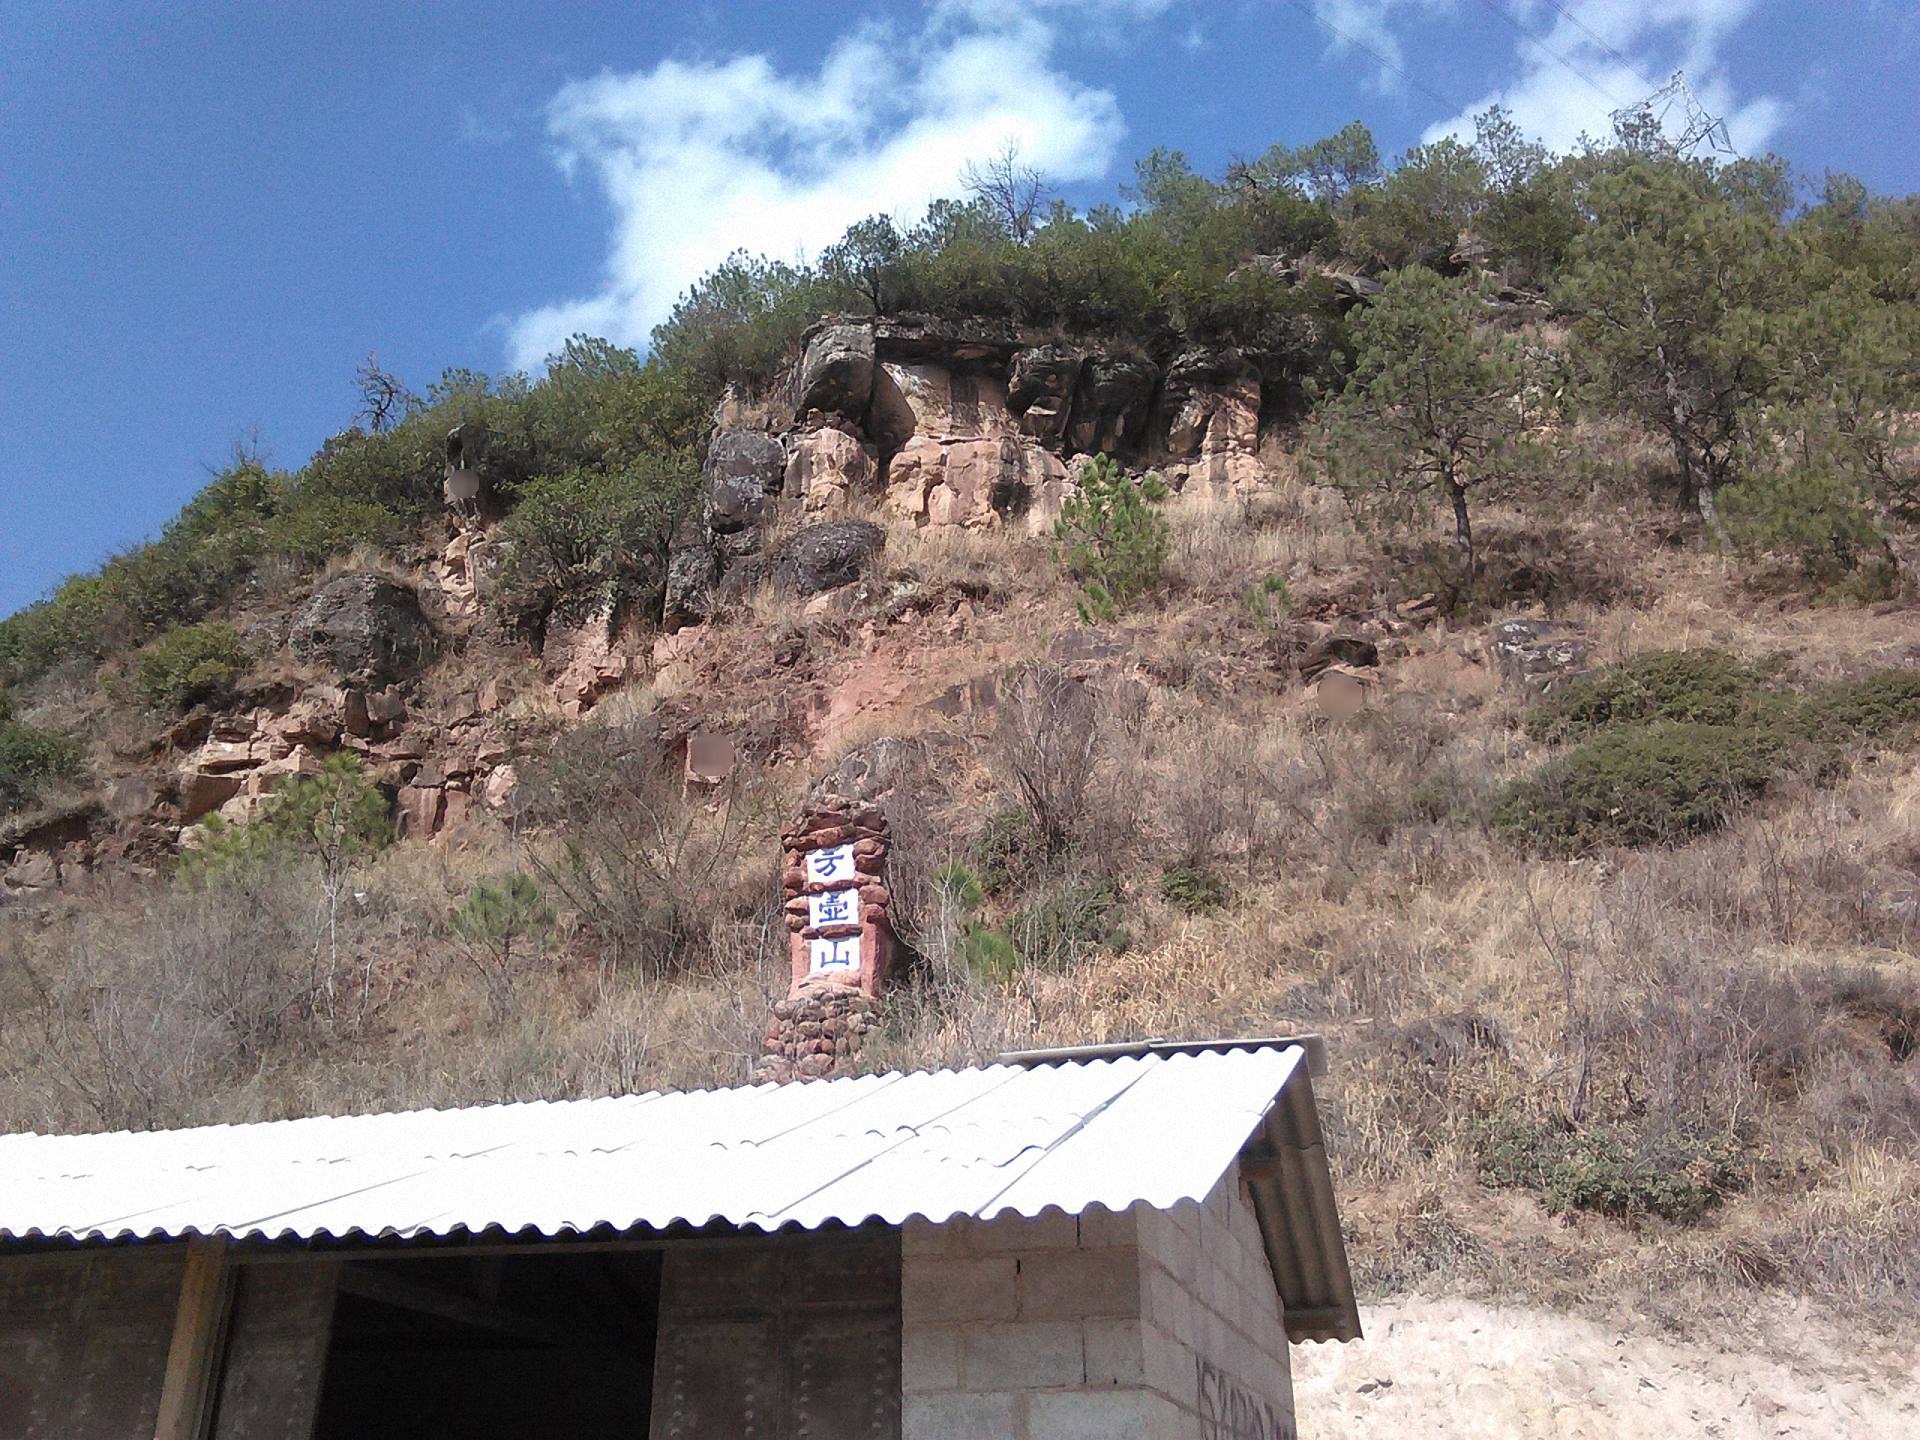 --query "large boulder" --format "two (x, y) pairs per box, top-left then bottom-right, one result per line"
(1069, 355), (1159, 454)
(1007, 345), (1082, 446)
(289, 572), (436, 687)
(773, 520), (885, 596)
(785, 428), (876, 516)
(702, 428), (787, 555)
(791, 322), (874, 423)
(1489, 618), (1591, 695)
(662, 543), (723, 632)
